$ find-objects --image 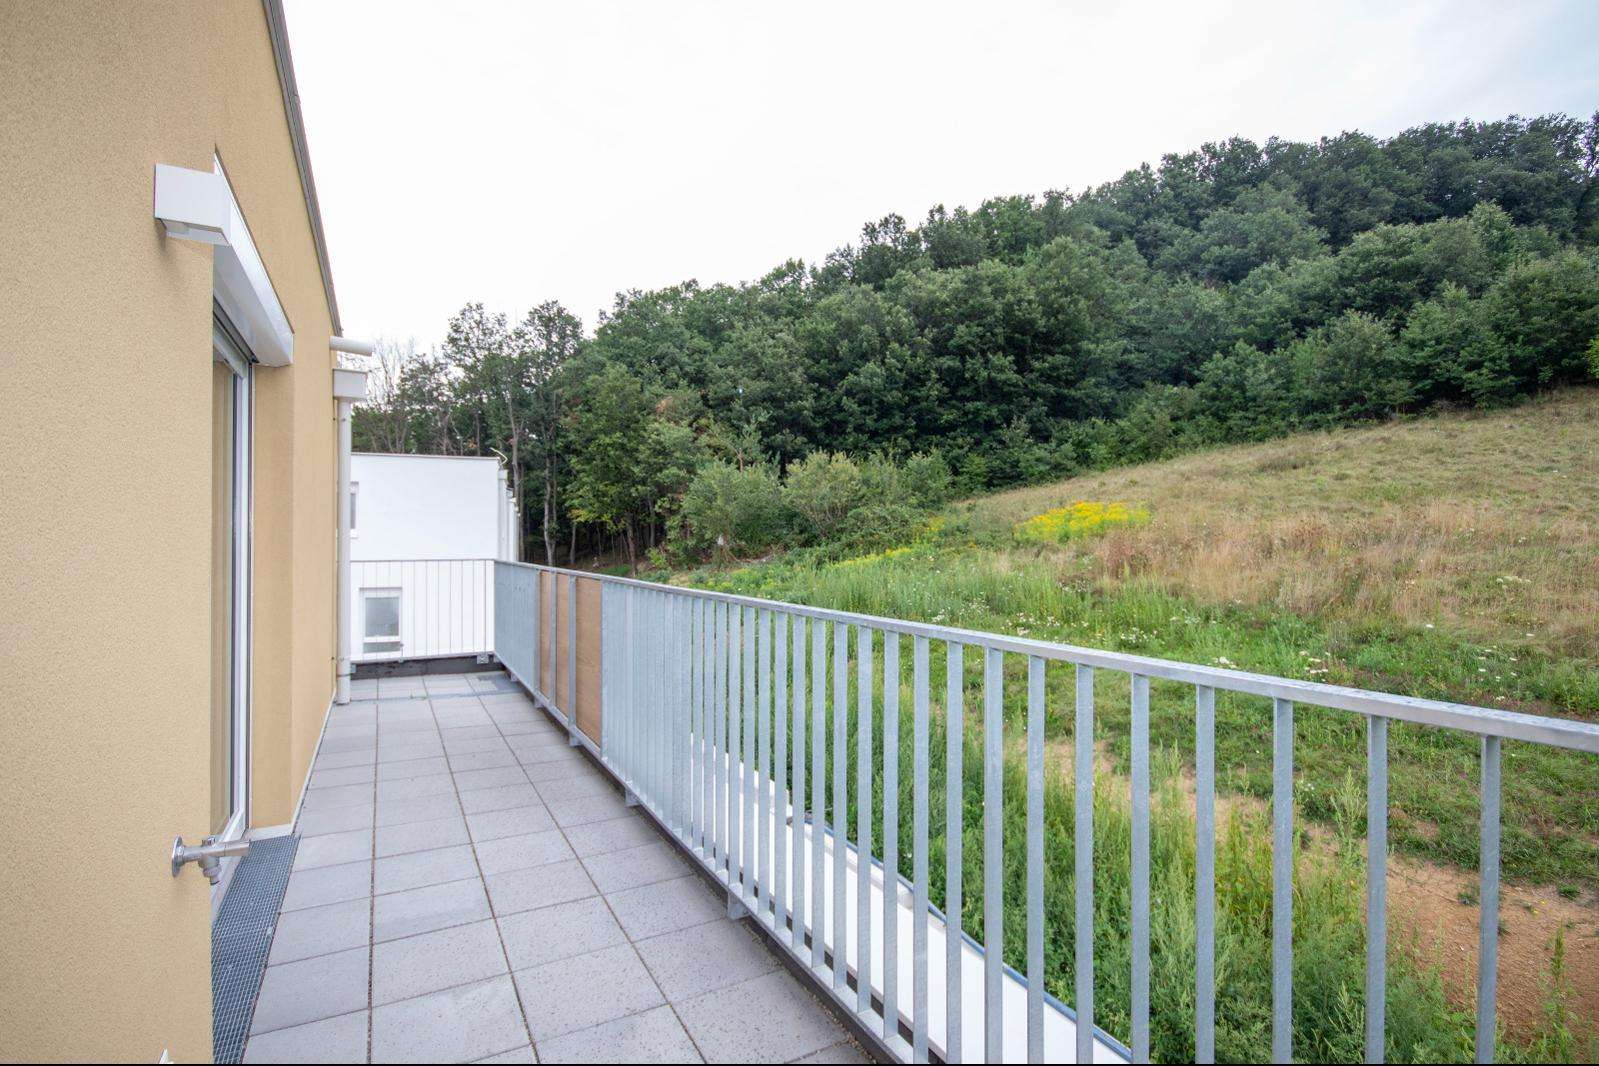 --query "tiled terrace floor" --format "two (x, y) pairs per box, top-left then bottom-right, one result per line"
(243, 670), (869, 1064)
